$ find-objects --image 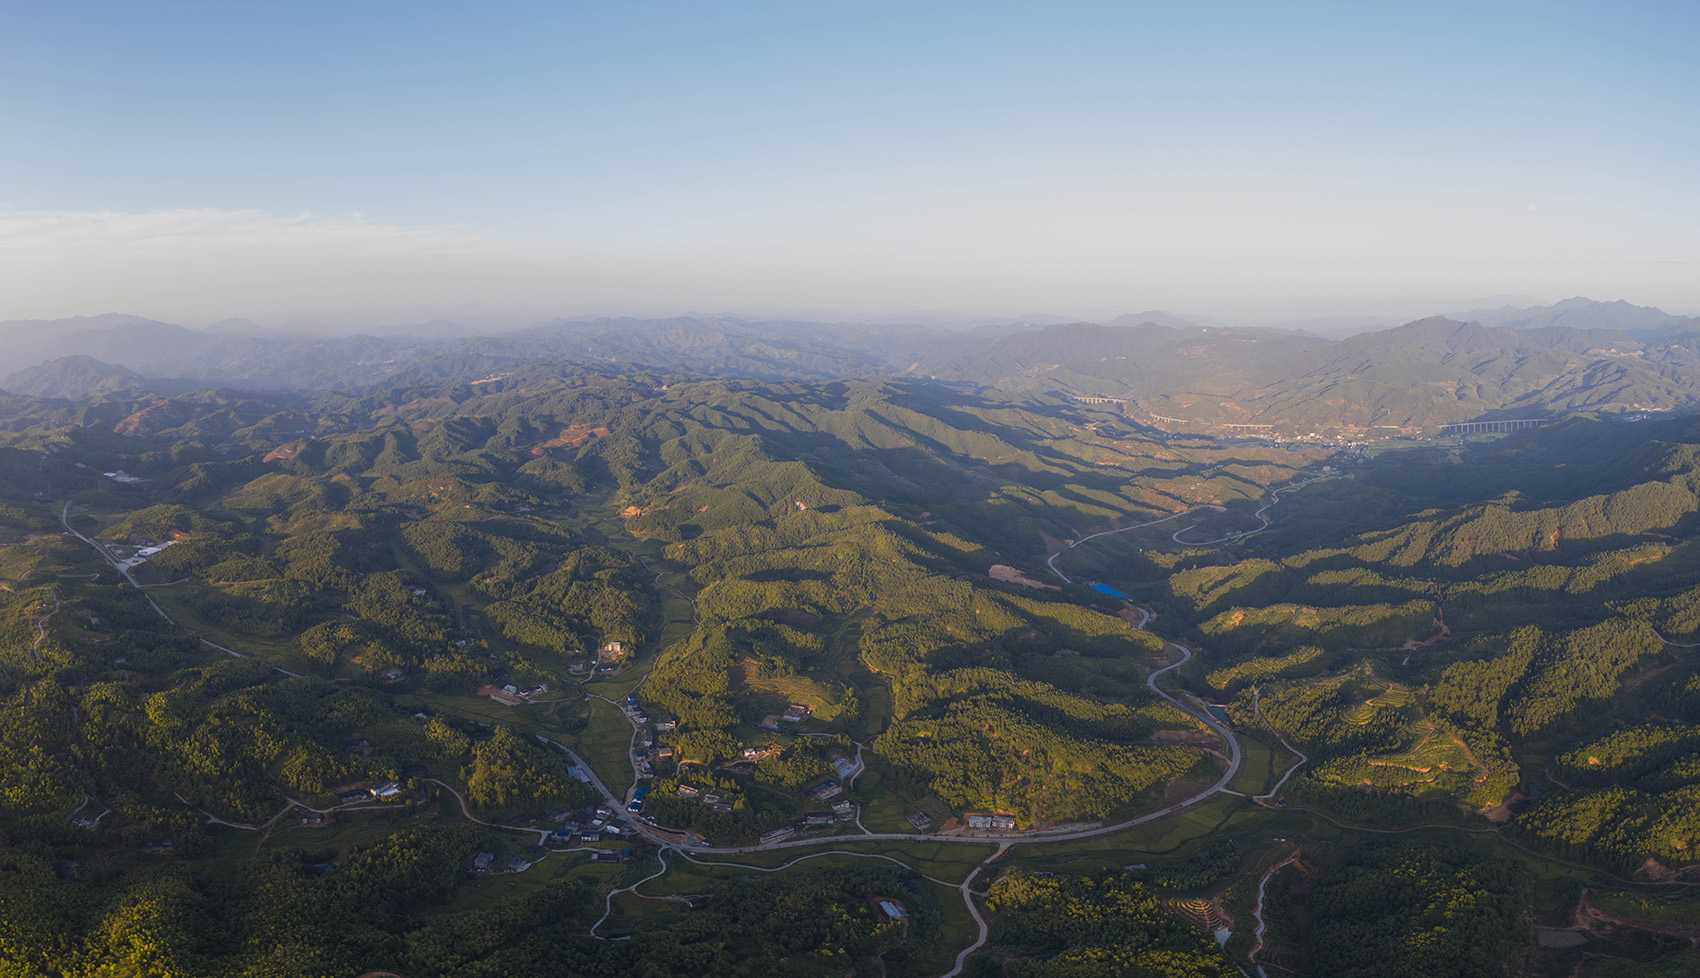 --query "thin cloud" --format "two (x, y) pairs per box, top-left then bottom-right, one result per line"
(0, 208), (538, 323)
(0, 207), (483, 262)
